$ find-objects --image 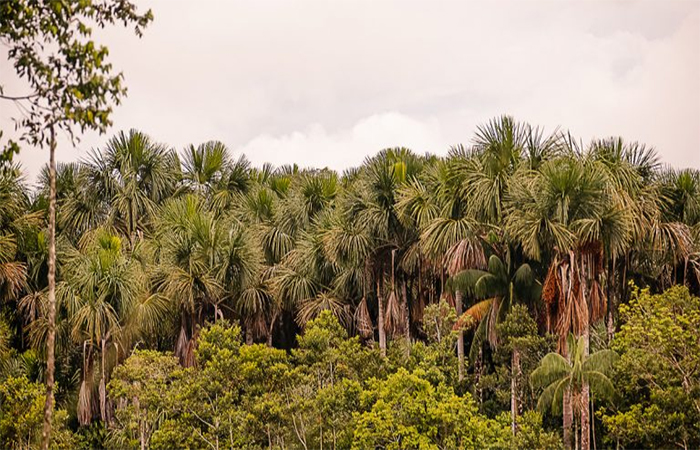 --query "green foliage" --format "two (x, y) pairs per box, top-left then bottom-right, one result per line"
(600, 286), (700, 449)
(0, 0), (153, 154)
(107, 351), (180, 450)
(531, 334), (618, 415)
(0, 376), (75, 449)
(1, 107), (699, 448)
(352, 368), (511, 450)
